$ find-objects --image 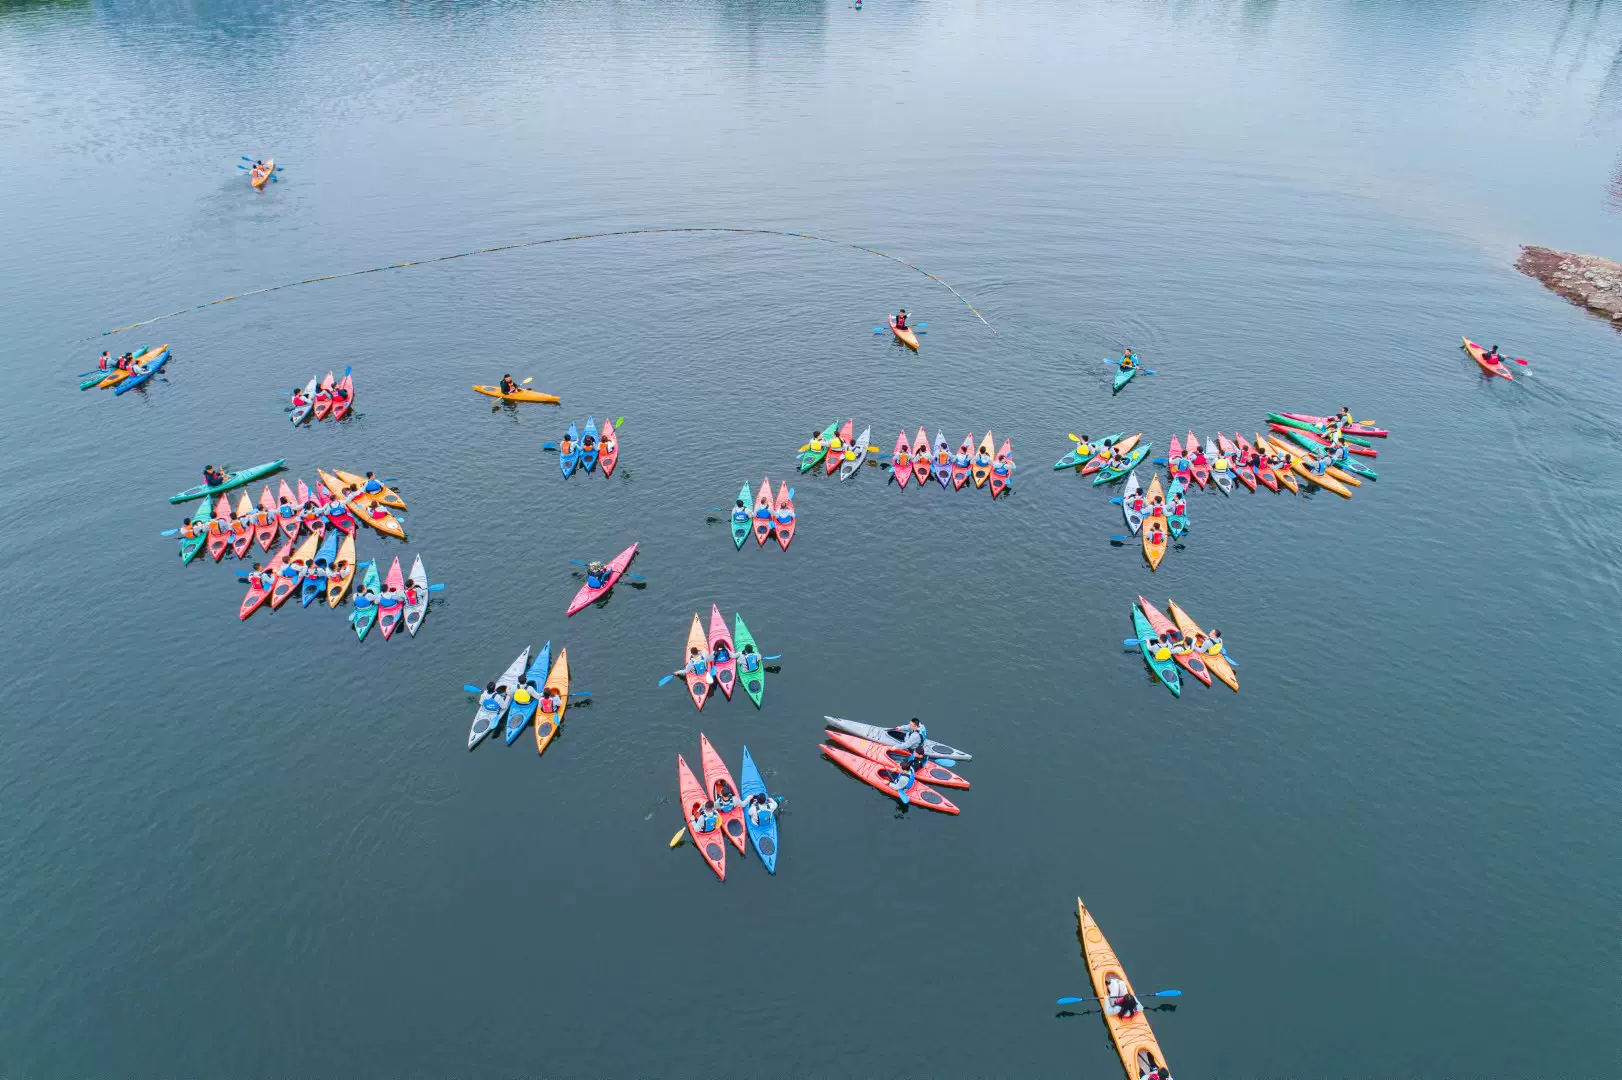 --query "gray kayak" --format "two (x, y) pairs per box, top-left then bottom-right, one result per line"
(822, 715), (971, 761)
(1121, 471), (1144, 534)
(838, 426), (871, 480)
(469, 647), (529, 749)
(403, 555), (429, 636)
(289, 376), (318, 425)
